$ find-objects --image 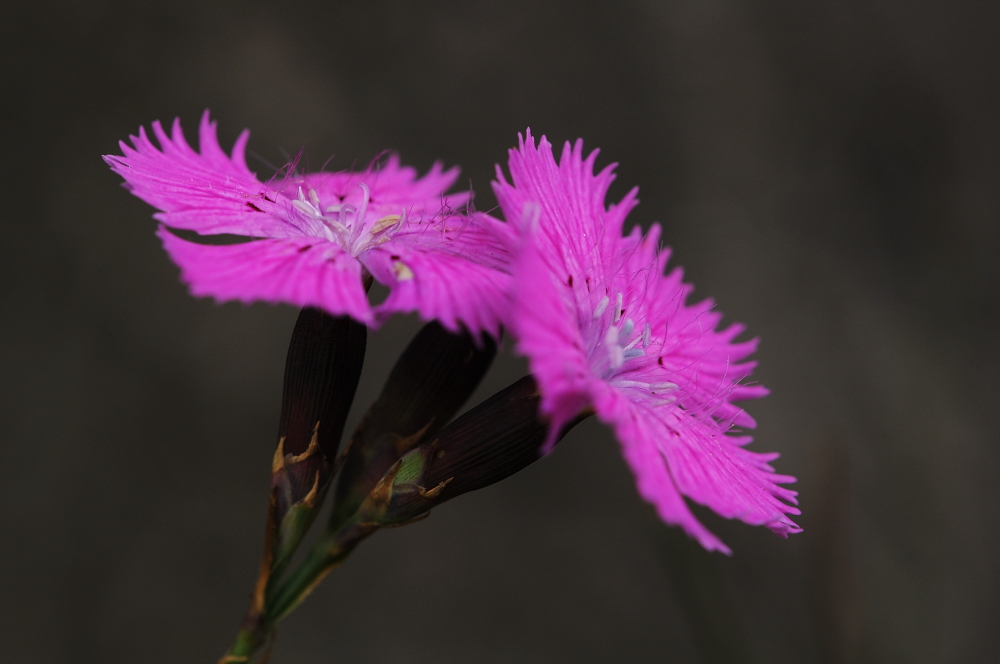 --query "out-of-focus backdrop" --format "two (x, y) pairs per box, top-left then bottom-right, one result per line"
(1, 2), (997, 662)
